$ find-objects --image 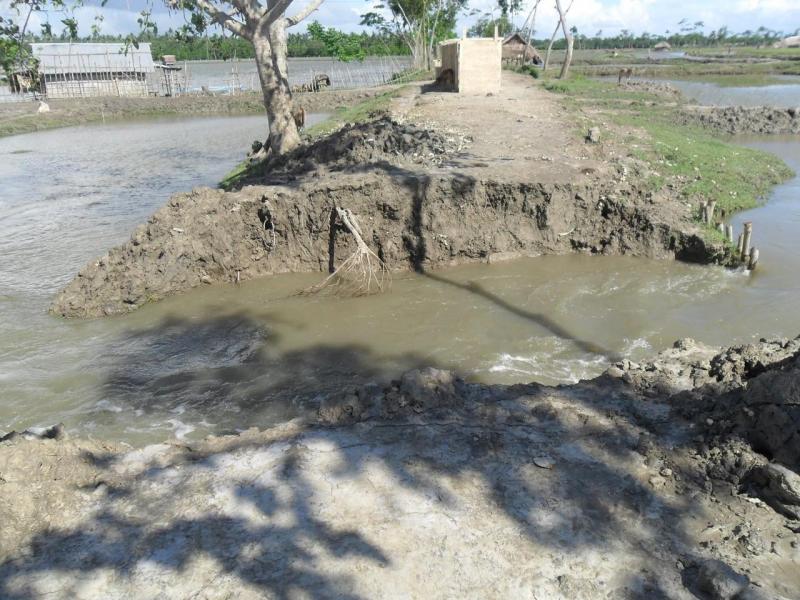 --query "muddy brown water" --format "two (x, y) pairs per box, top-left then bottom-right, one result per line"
(1, 99), (799, 446)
